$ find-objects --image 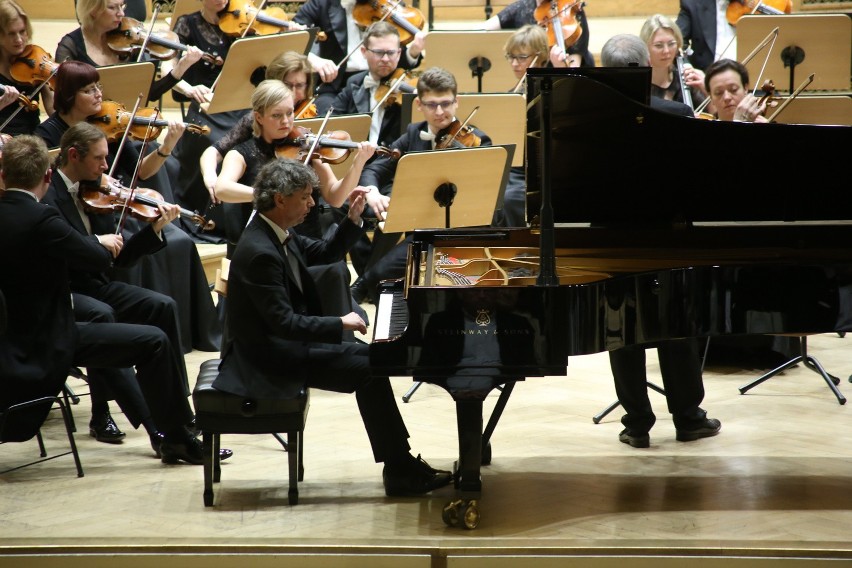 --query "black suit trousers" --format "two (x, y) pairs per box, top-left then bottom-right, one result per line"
(73, 322), (193, 433)
(305, 341), (410, 463)
(609, 338), (706, 433)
